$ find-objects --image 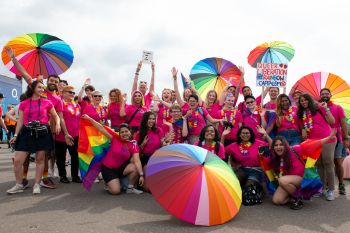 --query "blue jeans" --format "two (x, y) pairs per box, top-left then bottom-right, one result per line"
(277, 130), (301, 146)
